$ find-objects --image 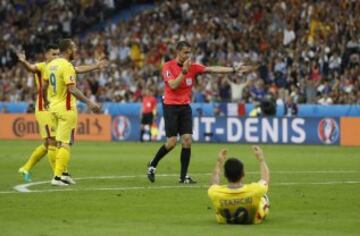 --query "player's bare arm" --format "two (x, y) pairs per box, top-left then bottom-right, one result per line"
(210, 148), (228, 185)
(75, 58), (109, 74)
(167, 58), (191, 90)
(252, 146), (270, 184)
(67, 84), (101, 113)
(204, 64), (256, 74)
(16, 51), (39, 73)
